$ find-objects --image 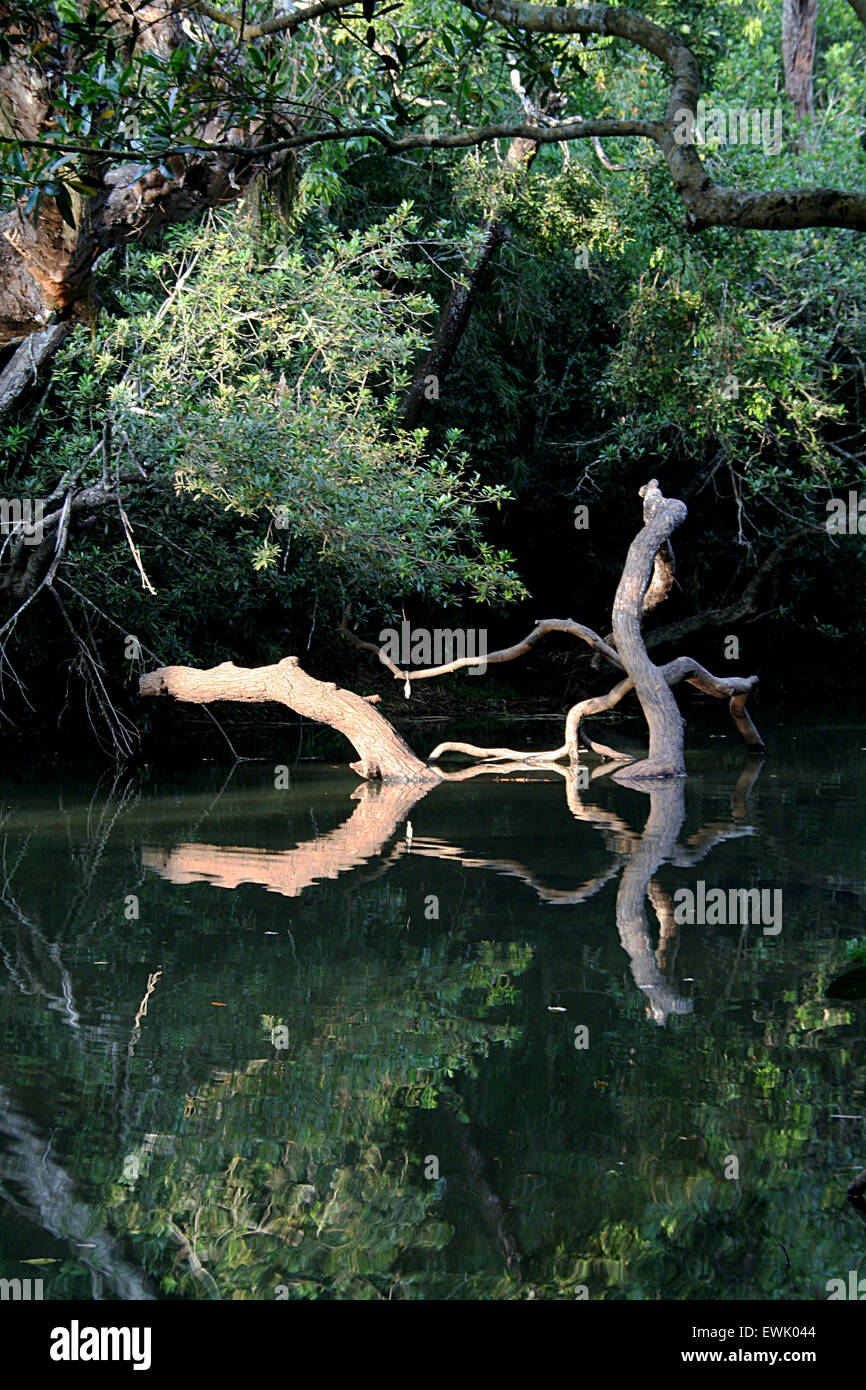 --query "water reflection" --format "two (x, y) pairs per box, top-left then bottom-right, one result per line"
(142, 780), (427, 898)
(0, 745), (864, 1301)
(143, 760), (764, 1026)
(0, 1083), (155, 1300)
